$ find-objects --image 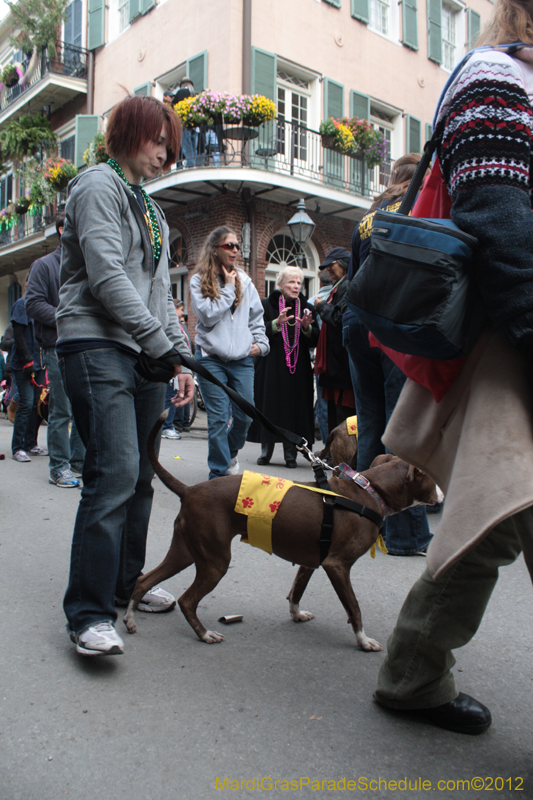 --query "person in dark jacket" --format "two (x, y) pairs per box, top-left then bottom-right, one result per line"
(314, 247), (355, 431)
(248, 266), (319, 467)
(25, 213), (85, 488)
